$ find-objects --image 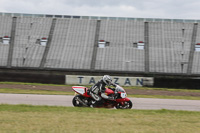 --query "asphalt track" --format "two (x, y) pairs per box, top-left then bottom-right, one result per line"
(0, 93), (200, 111)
